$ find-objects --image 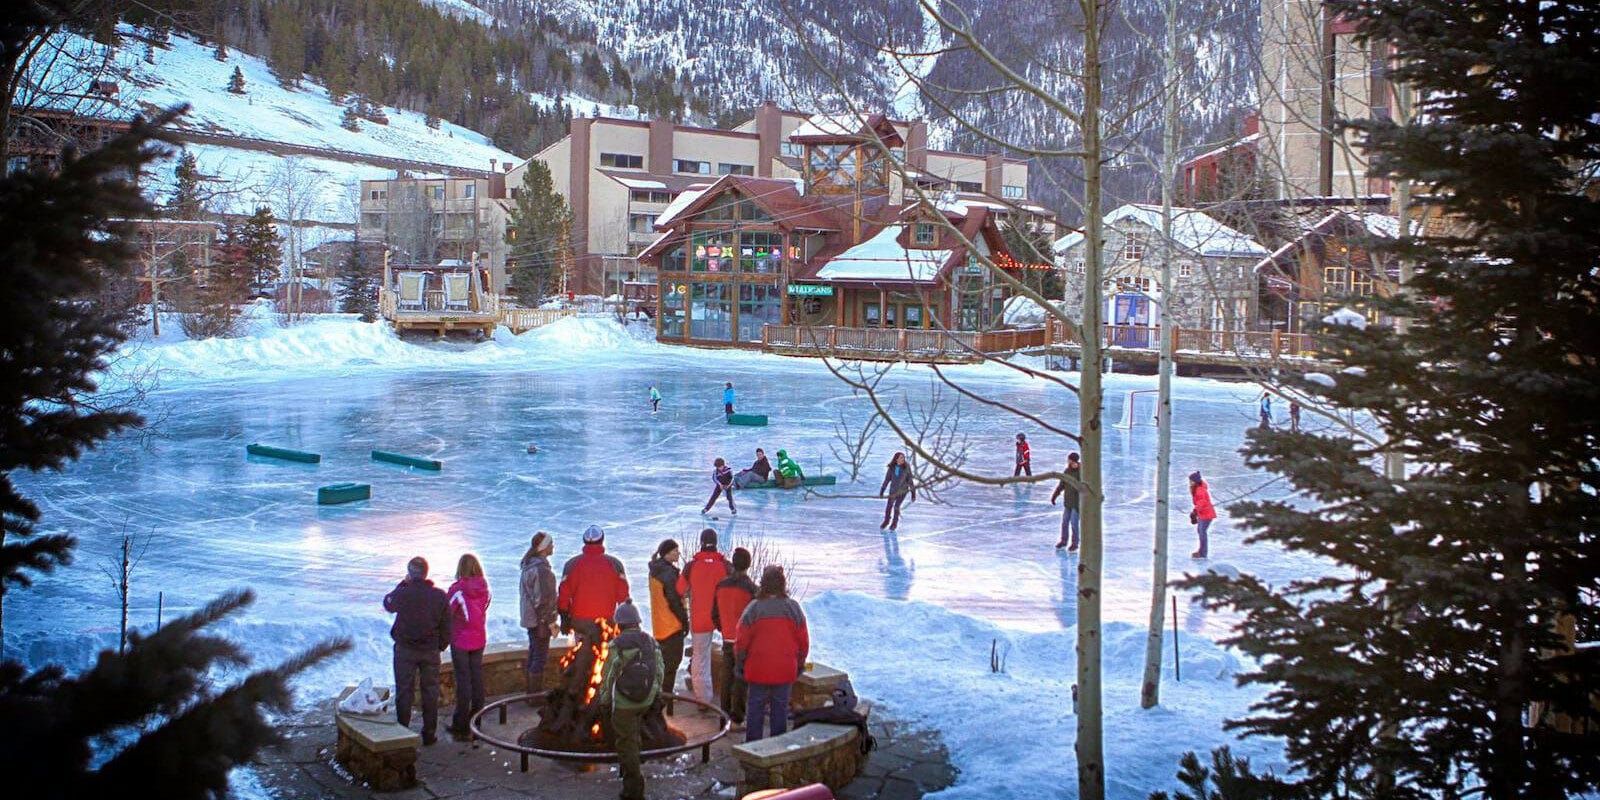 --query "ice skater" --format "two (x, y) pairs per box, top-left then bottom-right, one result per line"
(1259, 392), (1273, 429)
(722, 382), (736, 416)
(649, 385), (662, 415)
(878, 451), (916, 531)
(1289, 399), (1301, 432)
(1188, 471), (1217, 558)
(1014, 433), (1032, 477)
(702, 457), (737, 516)
(1051, 452), (1082, 551)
